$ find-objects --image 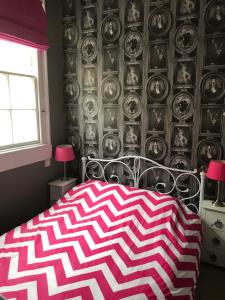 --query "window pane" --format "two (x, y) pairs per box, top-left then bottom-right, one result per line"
(0, 73), (10, 109)
(12, 110), (38, 143)
(9, 75), (37, 109)
(0, 40), (43, 152)
(0, 40), (37, 76)
(0, 110), (13, 146)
